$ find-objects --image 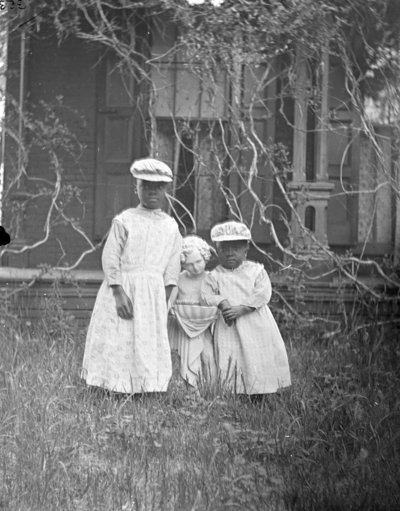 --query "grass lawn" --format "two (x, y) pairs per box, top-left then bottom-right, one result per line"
(0, 298), (399, 511)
